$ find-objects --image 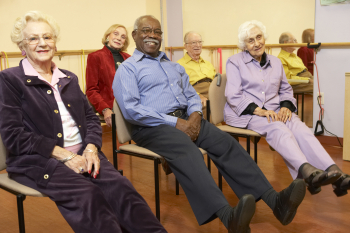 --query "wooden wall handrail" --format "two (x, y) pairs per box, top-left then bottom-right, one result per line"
(165, 42), (350, 51)
(1, 42), (349, 58)
(0, 49), (98, 59)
